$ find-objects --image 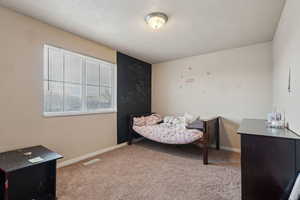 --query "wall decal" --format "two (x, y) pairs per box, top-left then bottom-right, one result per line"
(179, 66), (197, 89)
(184, 77), (196, 84)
